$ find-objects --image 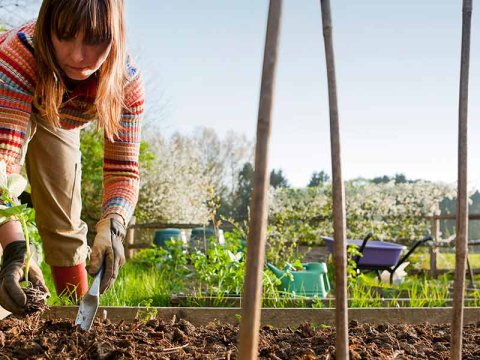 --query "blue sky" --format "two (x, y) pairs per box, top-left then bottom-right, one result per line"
(8, 1), (480, 189)
(124, 1), (480, 189)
